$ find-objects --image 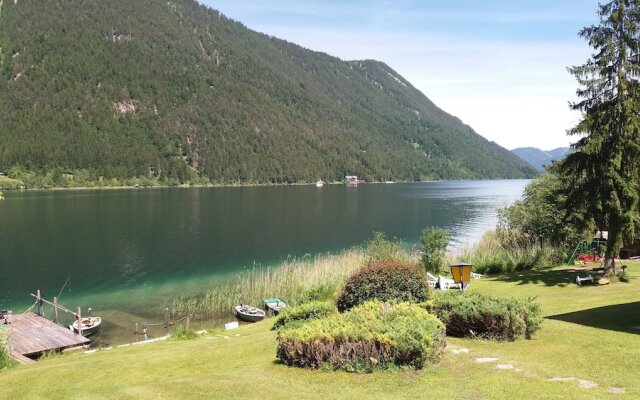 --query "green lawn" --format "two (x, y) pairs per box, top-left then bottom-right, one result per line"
(2, 263), (639, 400)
